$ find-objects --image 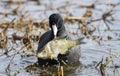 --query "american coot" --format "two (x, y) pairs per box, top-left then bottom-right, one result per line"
(37, 37), (84, 60)
(37, 13), (82, 66)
